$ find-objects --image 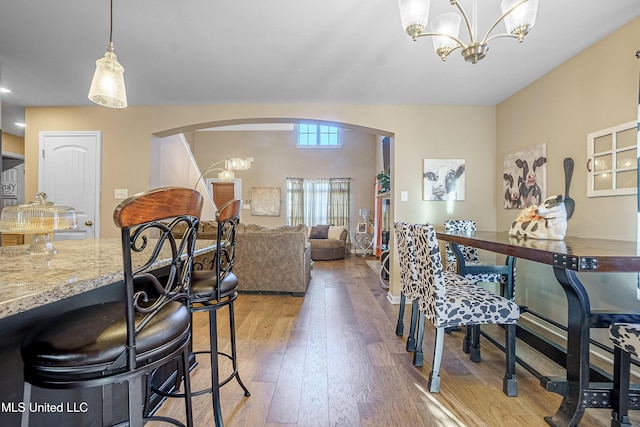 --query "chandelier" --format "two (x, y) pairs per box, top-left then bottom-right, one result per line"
(194, 157), (253, 188)
(397, 0), (539, 64)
